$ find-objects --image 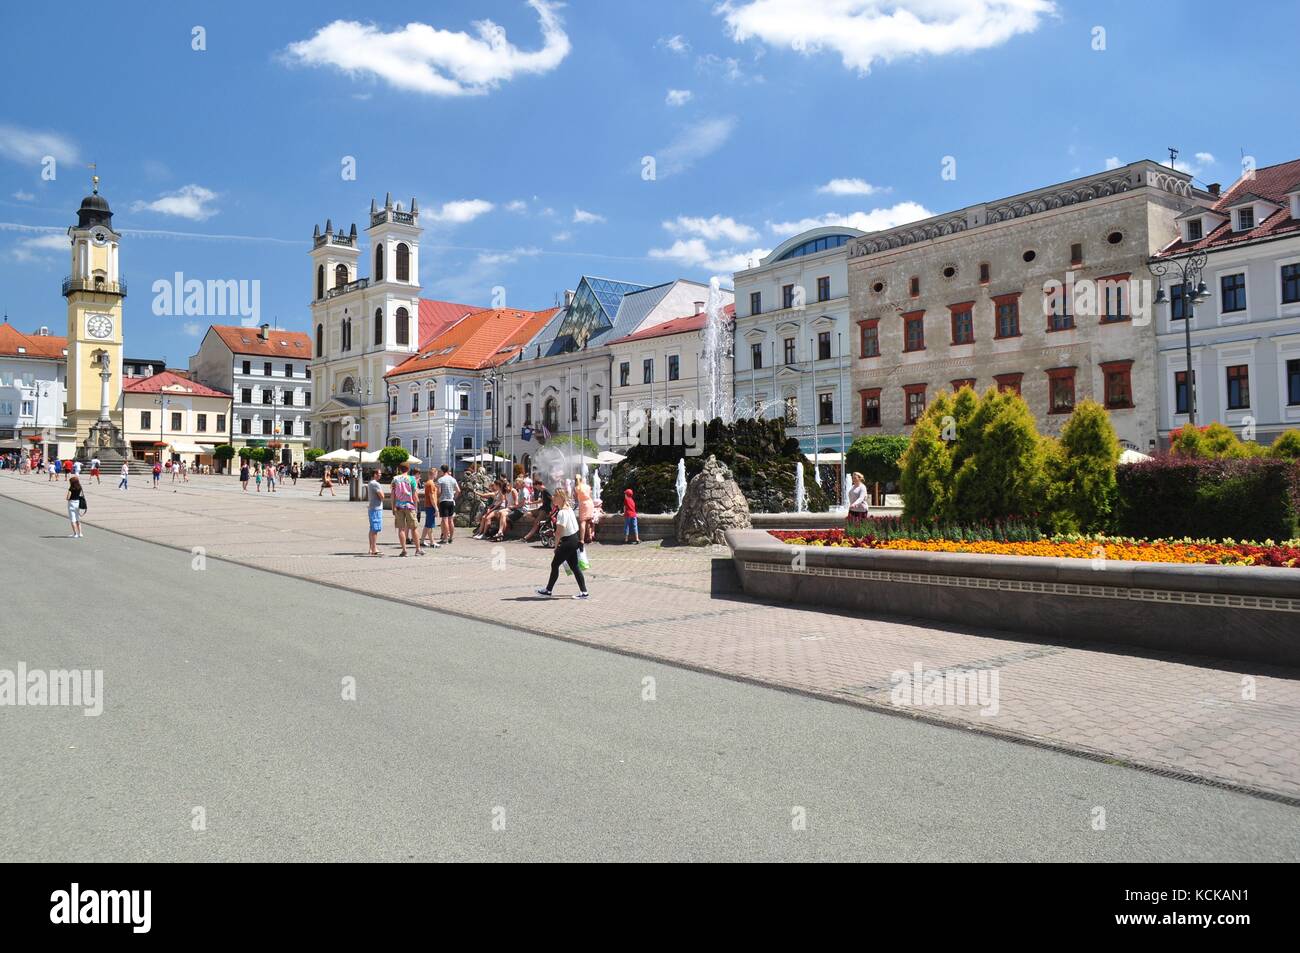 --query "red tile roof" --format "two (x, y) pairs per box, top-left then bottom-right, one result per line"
(122, 370), (230, 398)
(1158, 157), (1300, 256)
(419, 299), (482, 347)
(209, 325), (312, 358)
(386, 307), (559, 378)
(0, 324), (68, 360)
(606, 303), (734, 345)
